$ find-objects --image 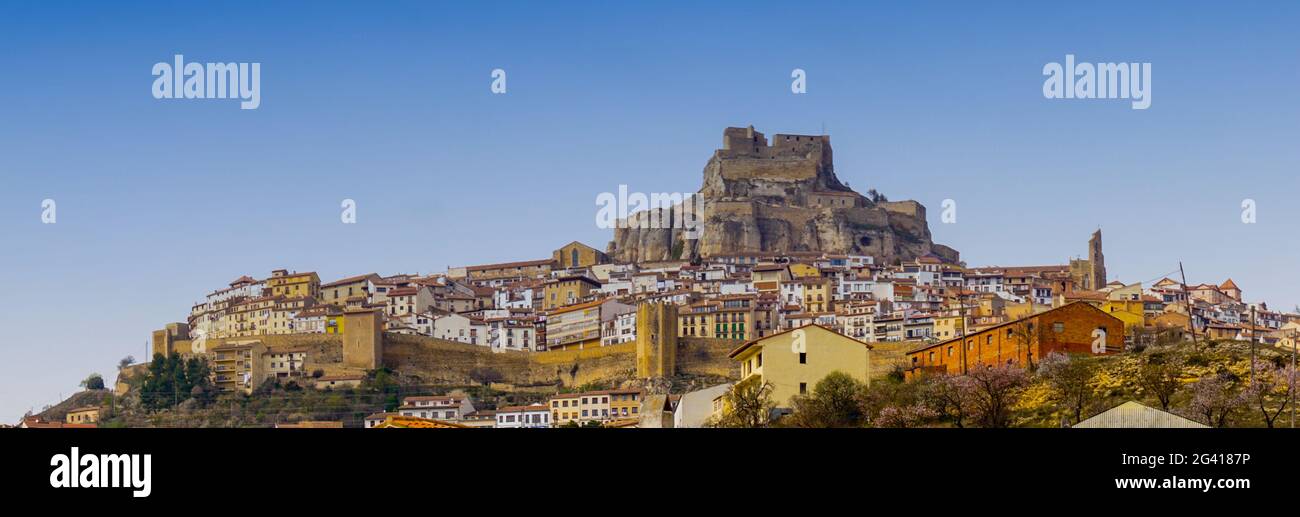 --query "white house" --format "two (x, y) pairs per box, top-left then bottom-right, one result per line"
(494, 404), (551, 428)
(673, 383), (733, 428)
(486, 316), (537, 351)
(398, 395), (476, 421)
(432, 312), (488, 346)
(601, 310), (637, 346)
